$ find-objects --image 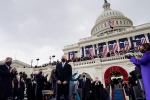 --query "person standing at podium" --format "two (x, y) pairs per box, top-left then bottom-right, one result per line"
(55, 55), (72, 100)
